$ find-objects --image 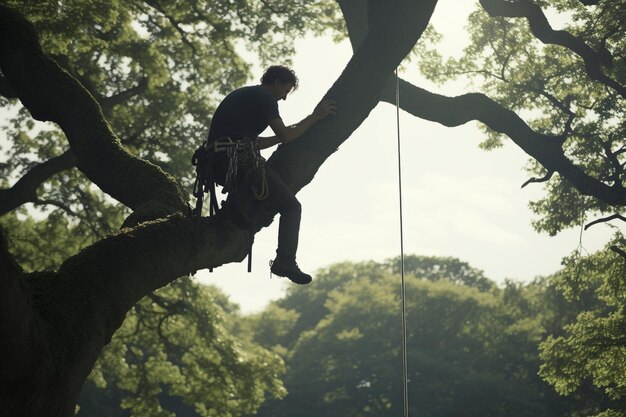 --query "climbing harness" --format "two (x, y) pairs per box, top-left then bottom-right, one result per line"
(192, 137), (268, 216)
(191, 137), (269, 272)
(394, 69), (410, 417)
